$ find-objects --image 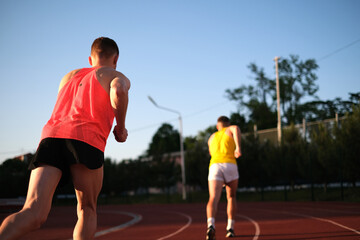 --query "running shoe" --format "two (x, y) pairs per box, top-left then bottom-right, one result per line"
(206, 225), (216, 240)
(226, 228), (235, 238)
